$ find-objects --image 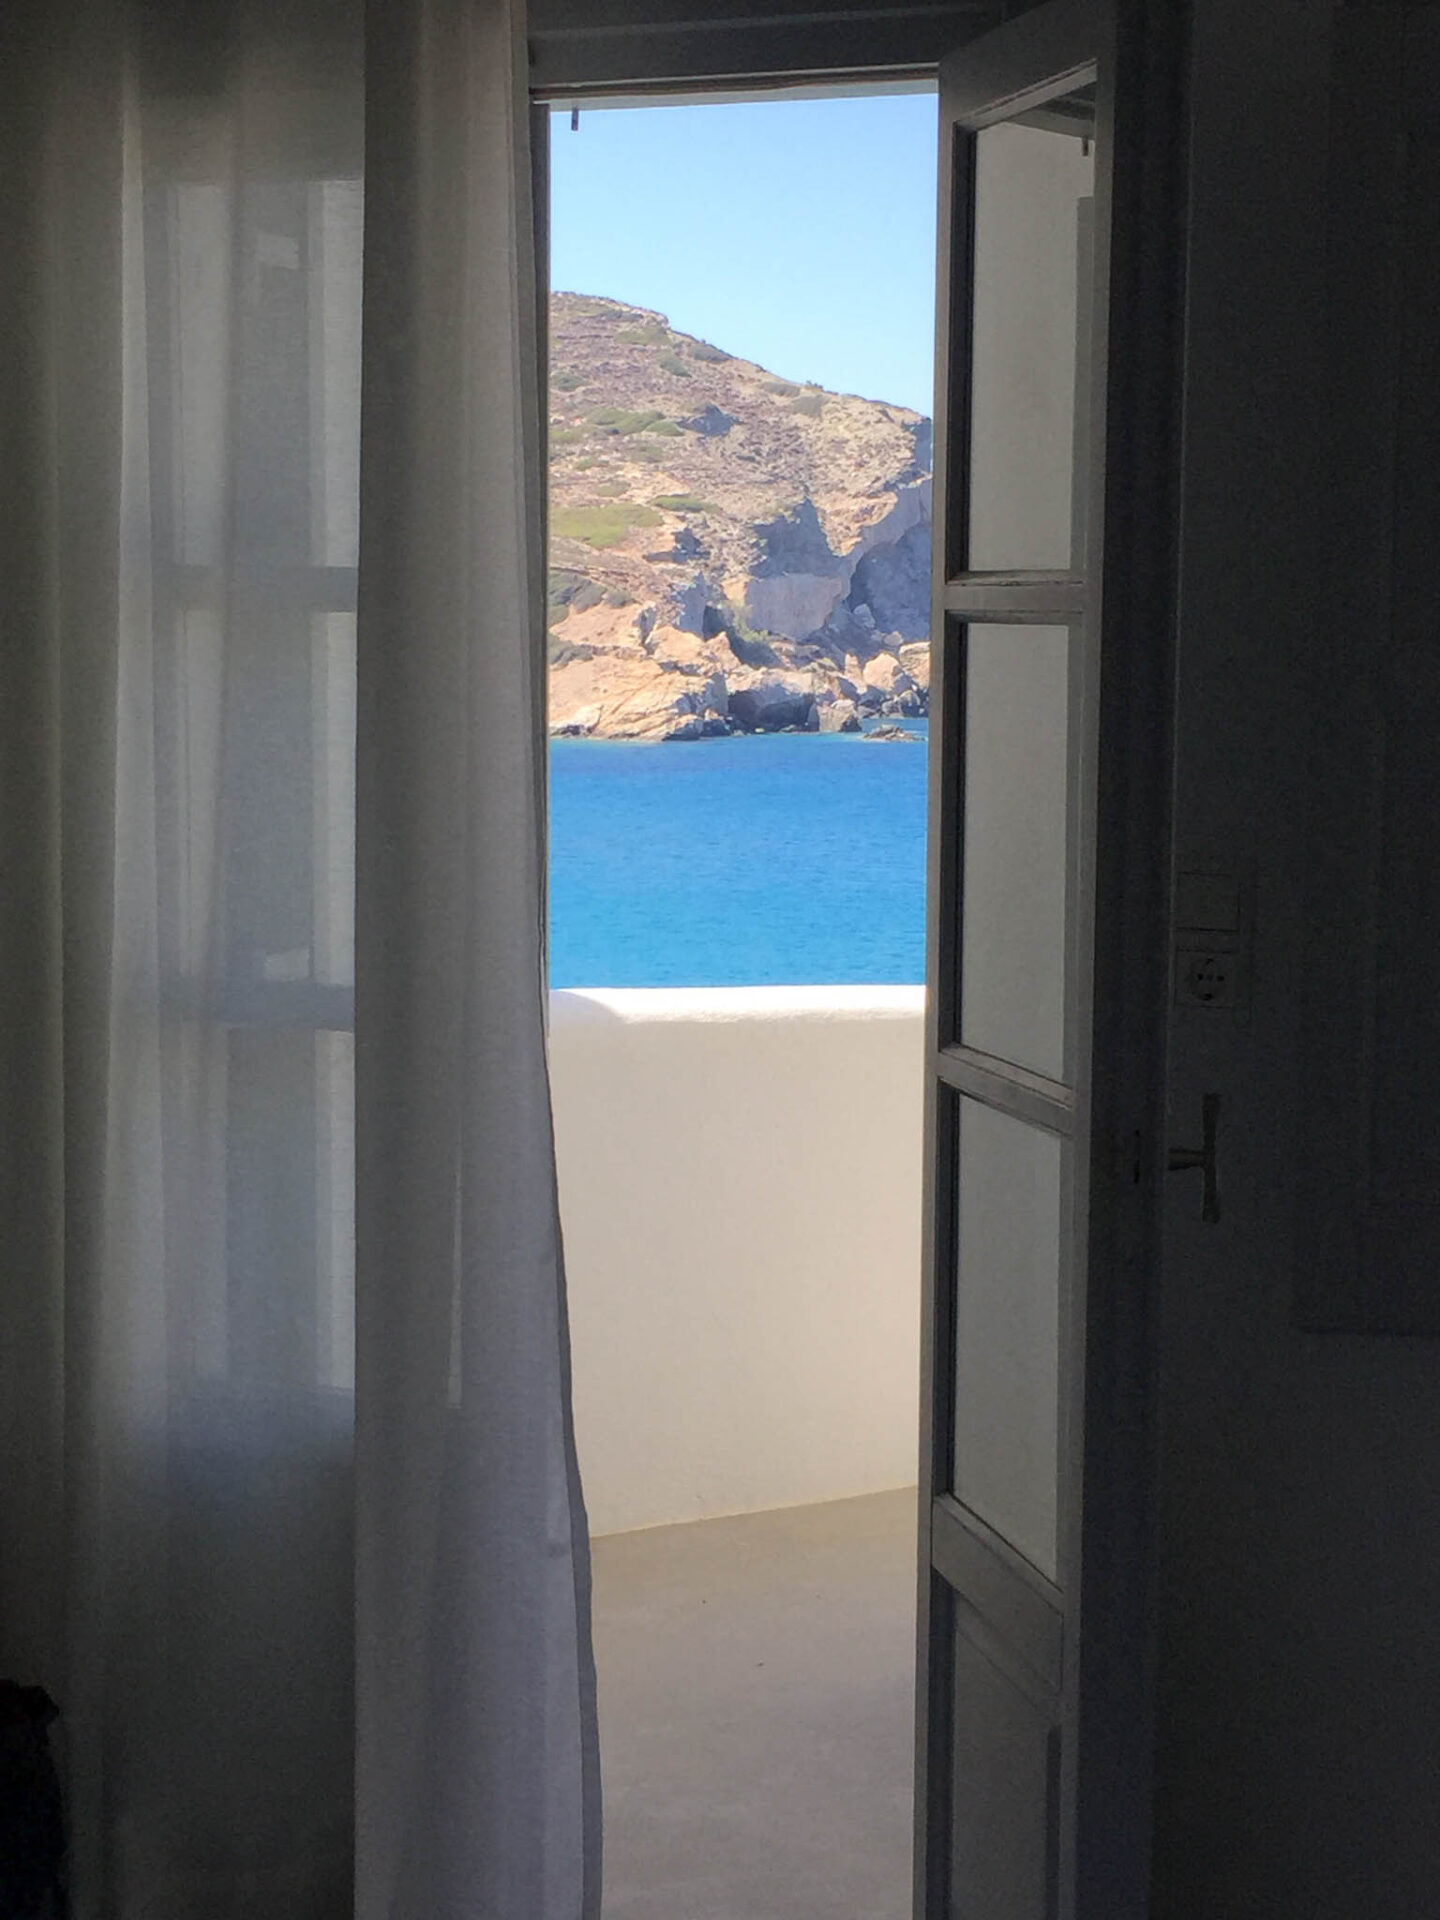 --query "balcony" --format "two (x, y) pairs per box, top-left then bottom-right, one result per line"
(551, 985), (924, 1917)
